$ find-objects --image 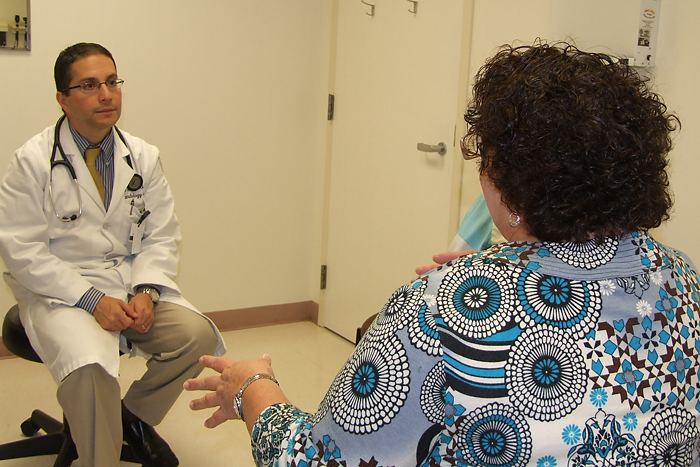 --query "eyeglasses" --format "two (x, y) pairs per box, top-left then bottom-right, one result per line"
(460, 134), (480, 160)
(62, 78), (124, 94)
